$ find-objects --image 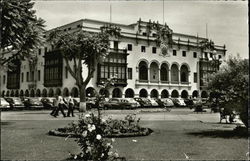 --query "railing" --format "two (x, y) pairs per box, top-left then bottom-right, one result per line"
(109, 48), (127, 54)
